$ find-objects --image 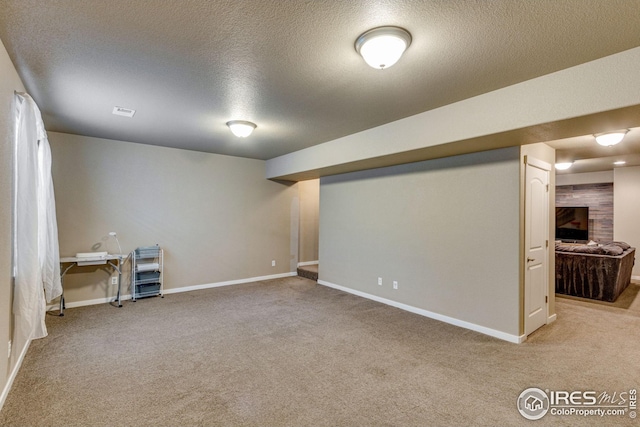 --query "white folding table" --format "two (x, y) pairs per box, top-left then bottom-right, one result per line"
(59, 254), (127, 316)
